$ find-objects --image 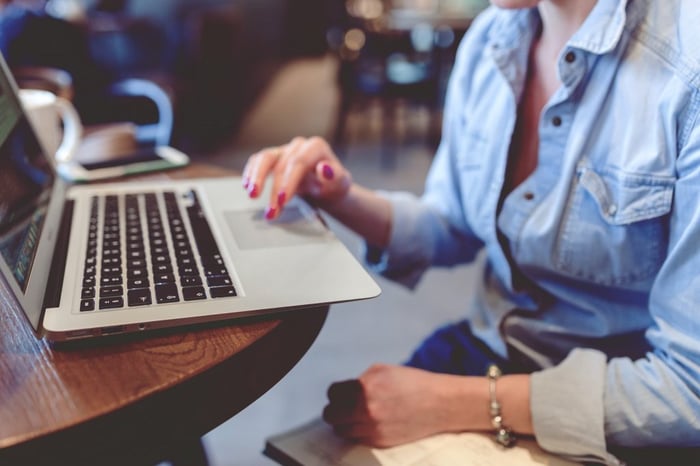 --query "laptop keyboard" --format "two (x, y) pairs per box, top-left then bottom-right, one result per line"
(79, 190), (236, 312)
